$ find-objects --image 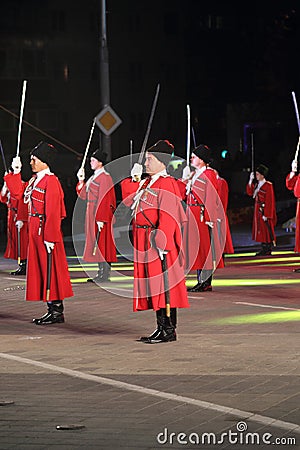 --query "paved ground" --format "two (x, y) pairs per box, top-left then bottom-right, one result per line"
(1, 237), (300, 449)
